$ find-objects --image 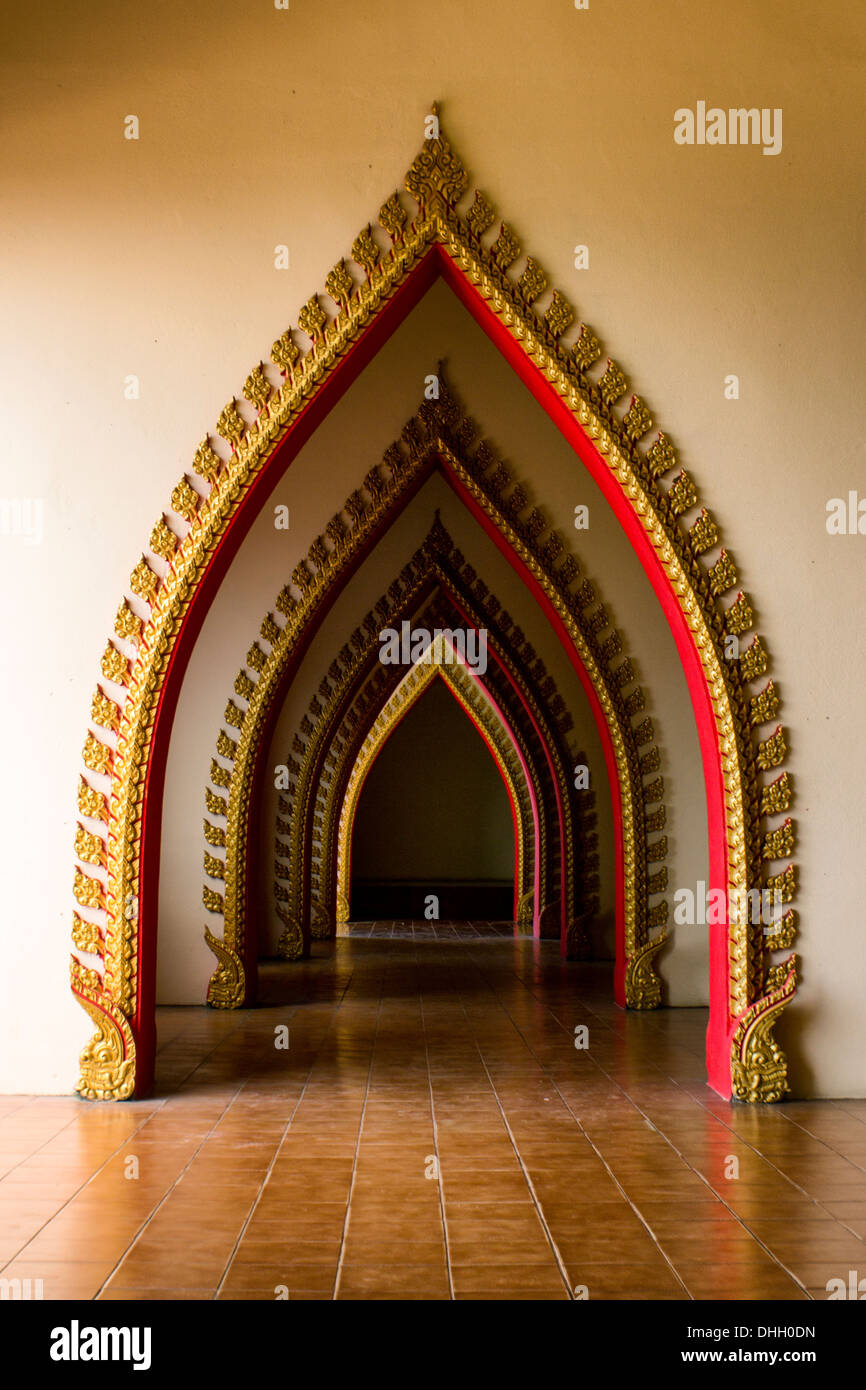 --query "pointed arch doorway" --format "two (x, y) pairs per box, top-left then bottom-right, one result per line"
(71, 109), (797, 1104)
(347, 674), (517, 925)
